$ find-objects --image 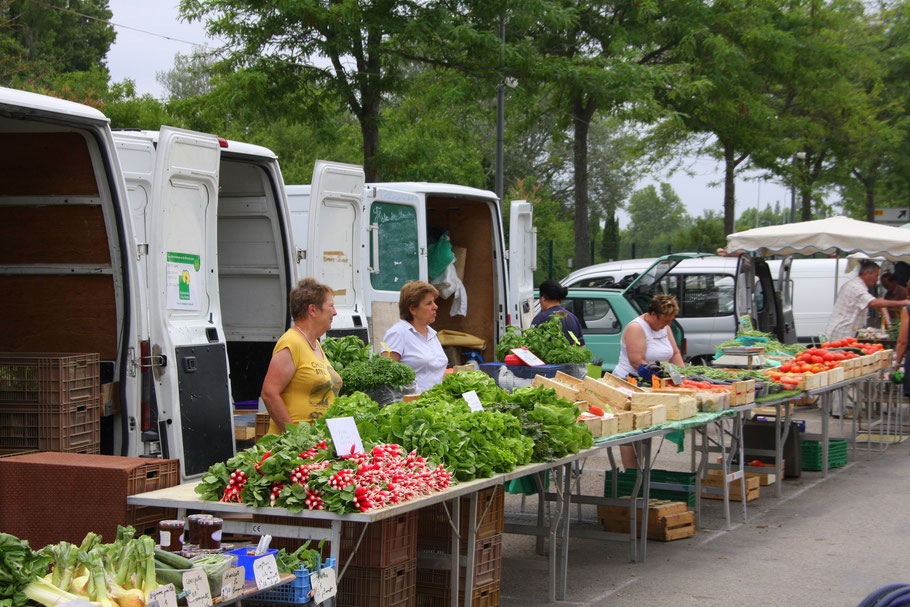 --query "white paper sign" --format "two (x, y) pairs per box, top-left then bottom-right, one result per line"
(462, 390), (483, 412)
(181, 569), (212, 607)
(510, 347), (546, 366)
(220, 567), (244, 601)
(148, 585), (178, 607)
(165, 251), (202, 310)
(253, 554), (281, 590)
(326, 417), (364, 457)
(311, 568), (338, 604)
